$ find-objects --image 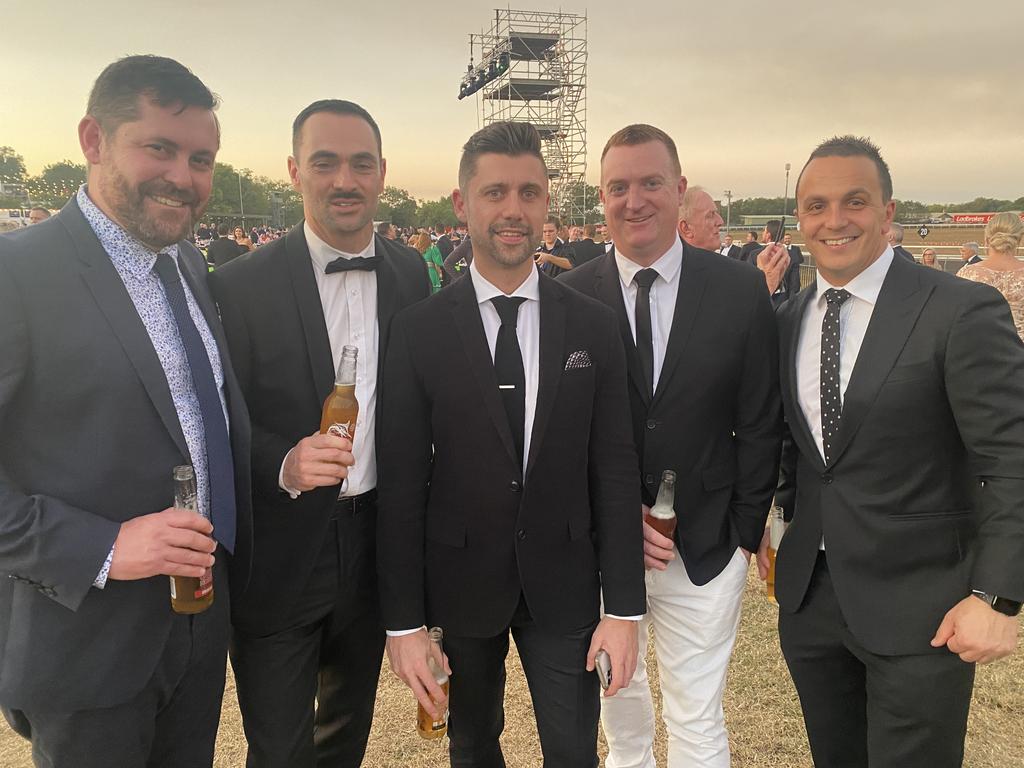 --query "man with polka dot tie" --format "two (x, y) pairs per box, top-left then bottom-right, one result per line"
(758, 135), (1024, 768)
